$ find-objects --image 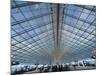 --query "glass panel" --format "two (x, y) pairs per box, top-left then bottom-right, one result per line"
(80, 12), (89, 20)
